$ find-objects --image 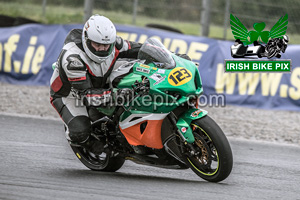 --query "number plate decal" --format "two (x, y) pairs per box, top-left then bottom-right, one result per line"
(168, 67), (192, 86)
